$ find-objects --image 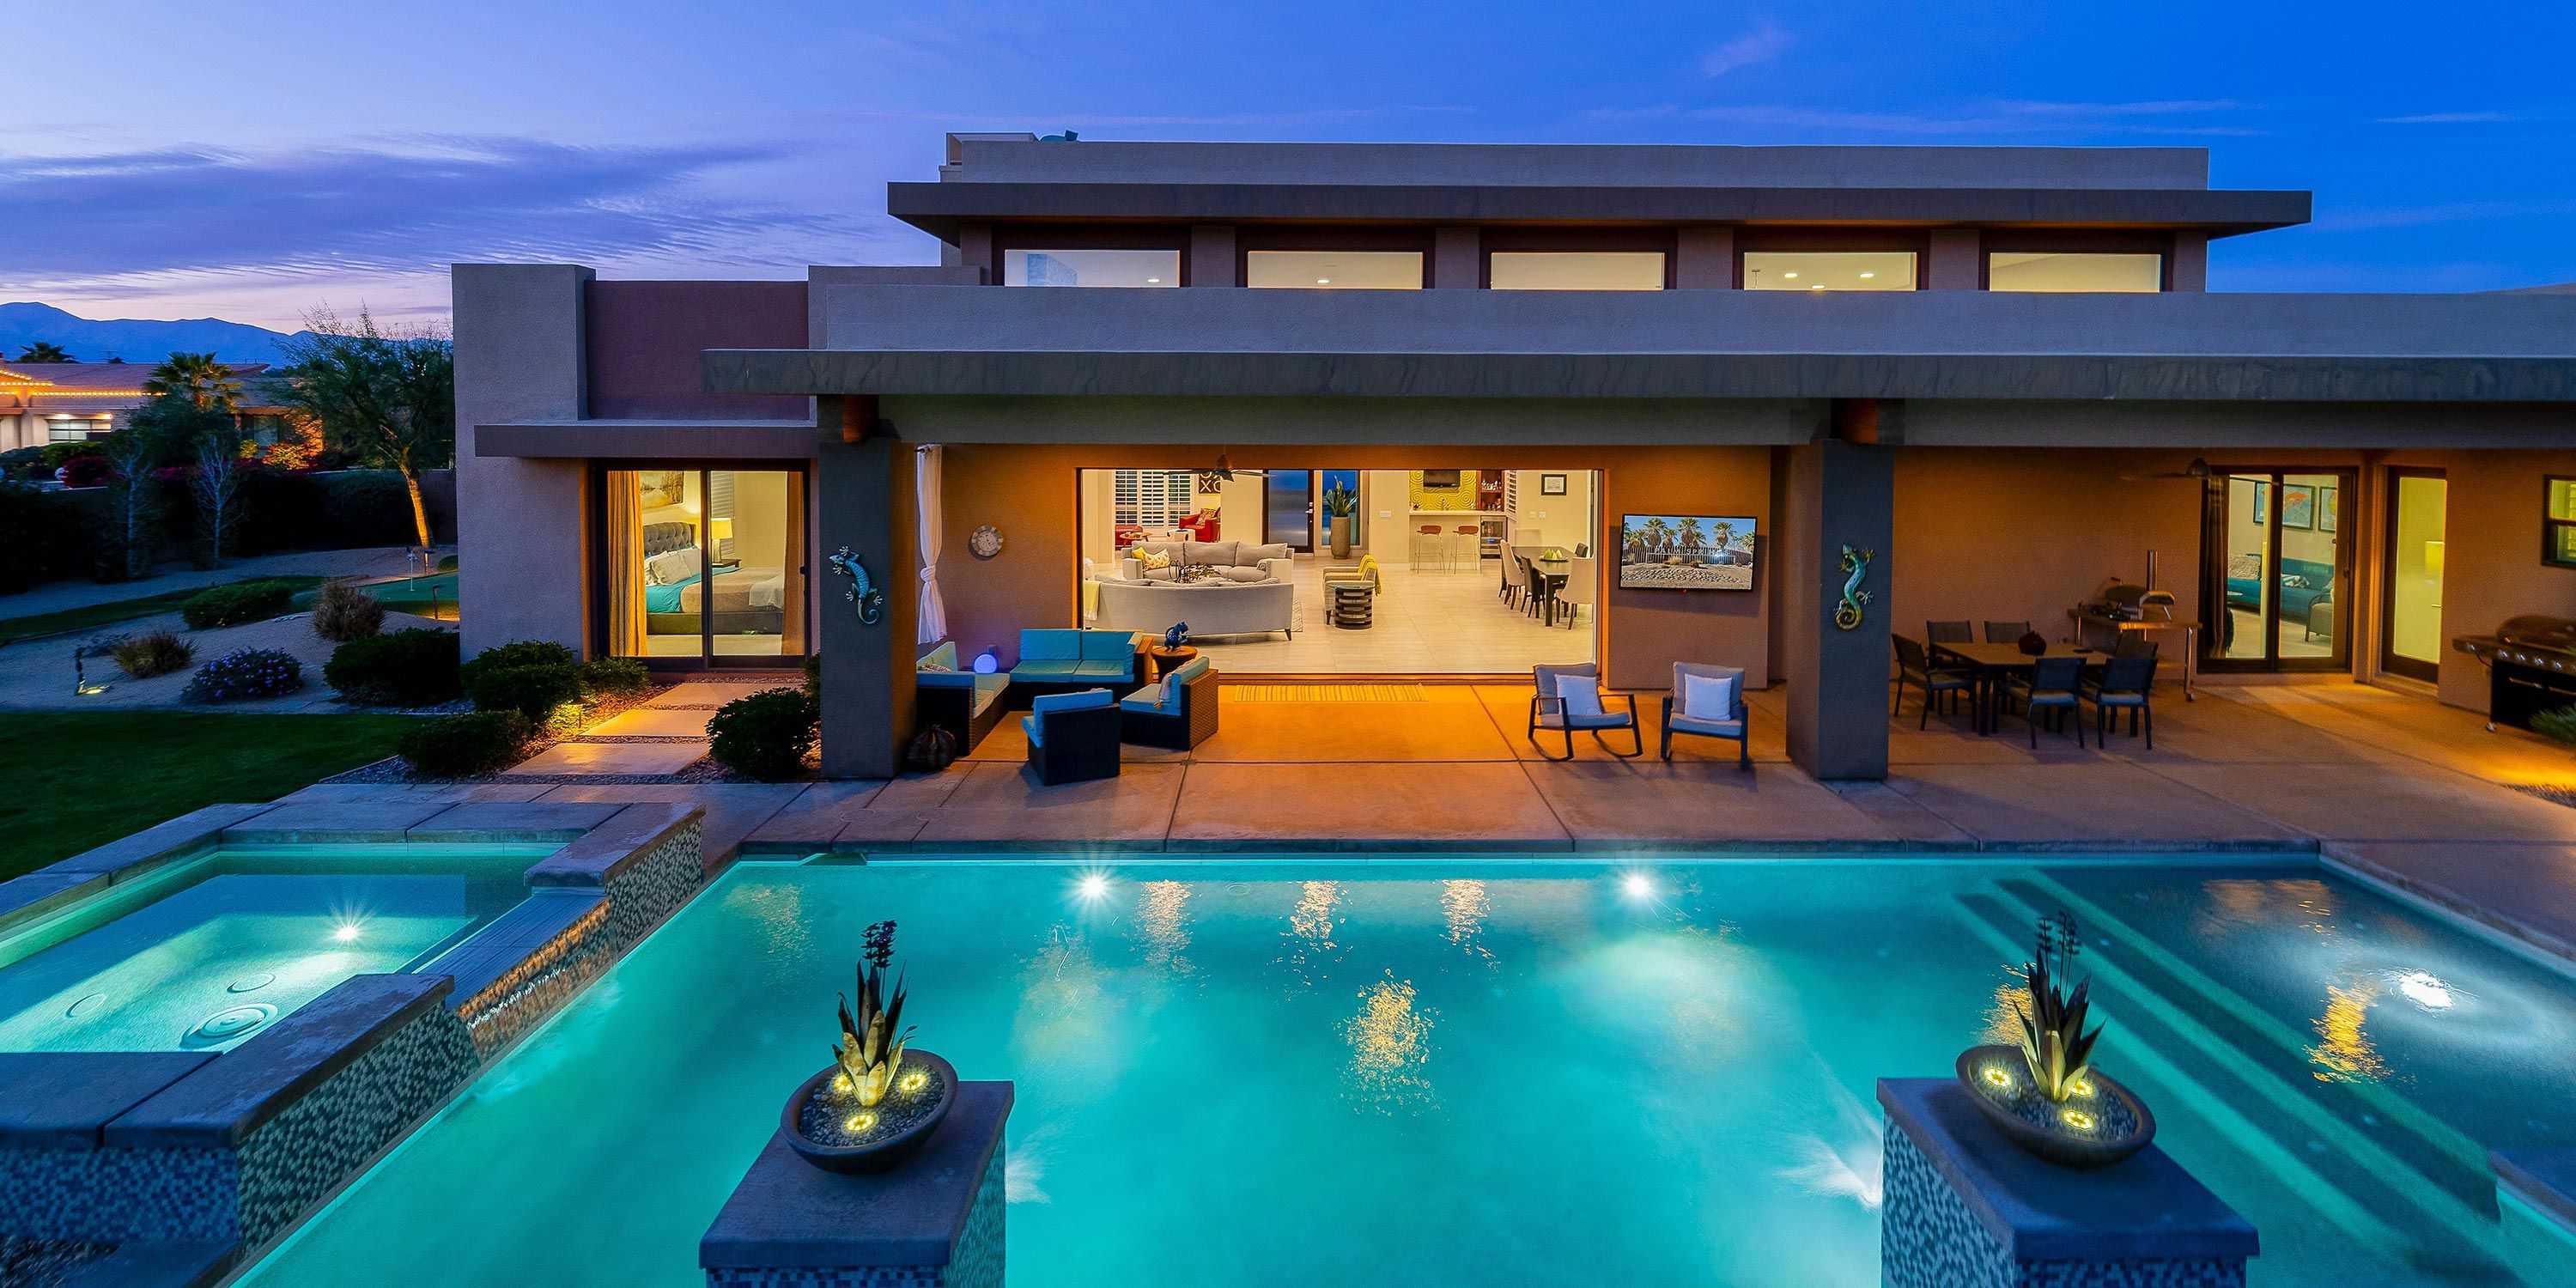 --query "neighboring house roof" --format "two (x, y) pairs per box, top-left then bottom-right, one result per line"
(0, 361), (282, 417)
